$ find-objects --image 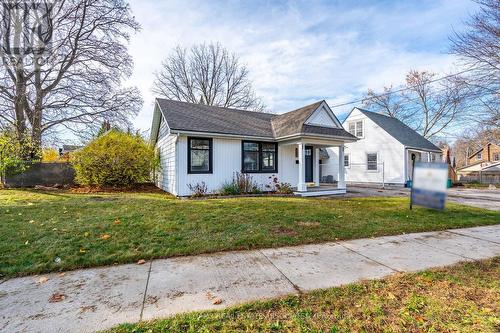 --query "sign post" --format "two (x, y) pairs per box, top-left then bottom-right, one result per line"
(410, 162), (448, 210)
